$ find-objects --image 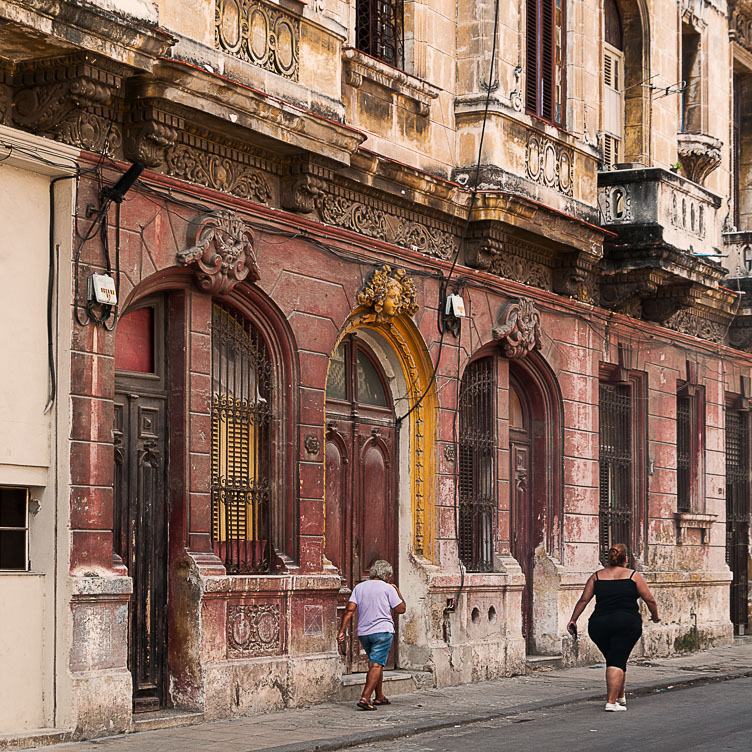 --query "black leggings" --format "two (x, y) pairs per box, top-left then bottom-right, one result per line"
(588, 612), (642, 671)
